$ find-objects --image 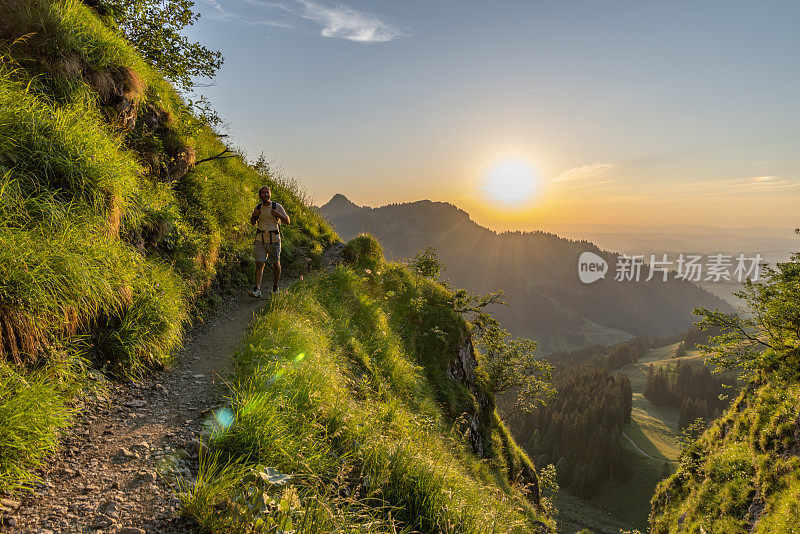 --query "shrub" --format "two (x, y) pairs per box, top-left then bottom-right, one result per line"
(343, 234), (385, 272)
